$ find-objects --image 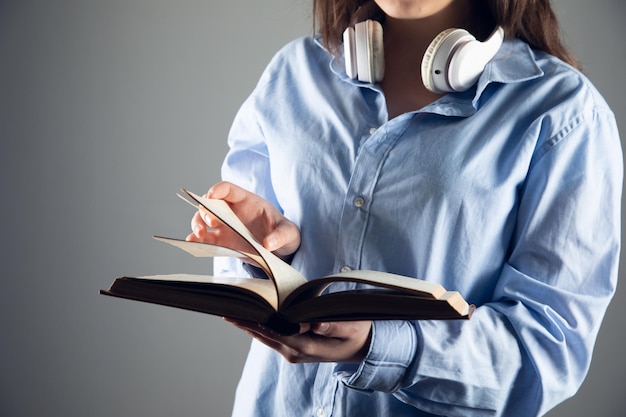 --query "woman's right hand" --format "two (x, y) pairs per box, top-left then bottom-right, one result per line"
(186, 181), (300, 258)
